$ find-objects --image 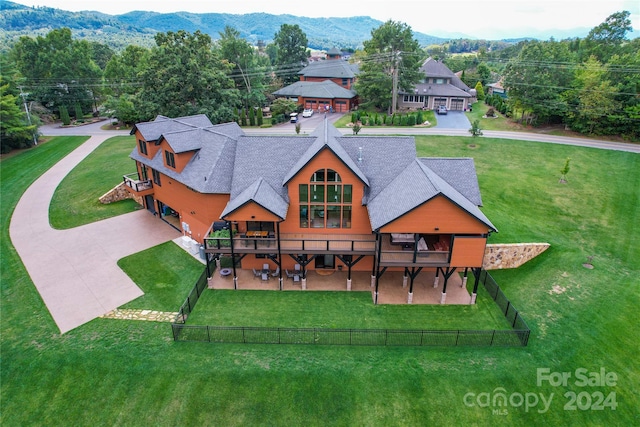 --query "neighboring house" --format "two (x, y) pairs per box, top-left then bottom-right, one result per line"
(124, 114), (496, 303)
(272, 47), (359, 112)
(398, 57), (475, 112)
(487, 78), (507, 98)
